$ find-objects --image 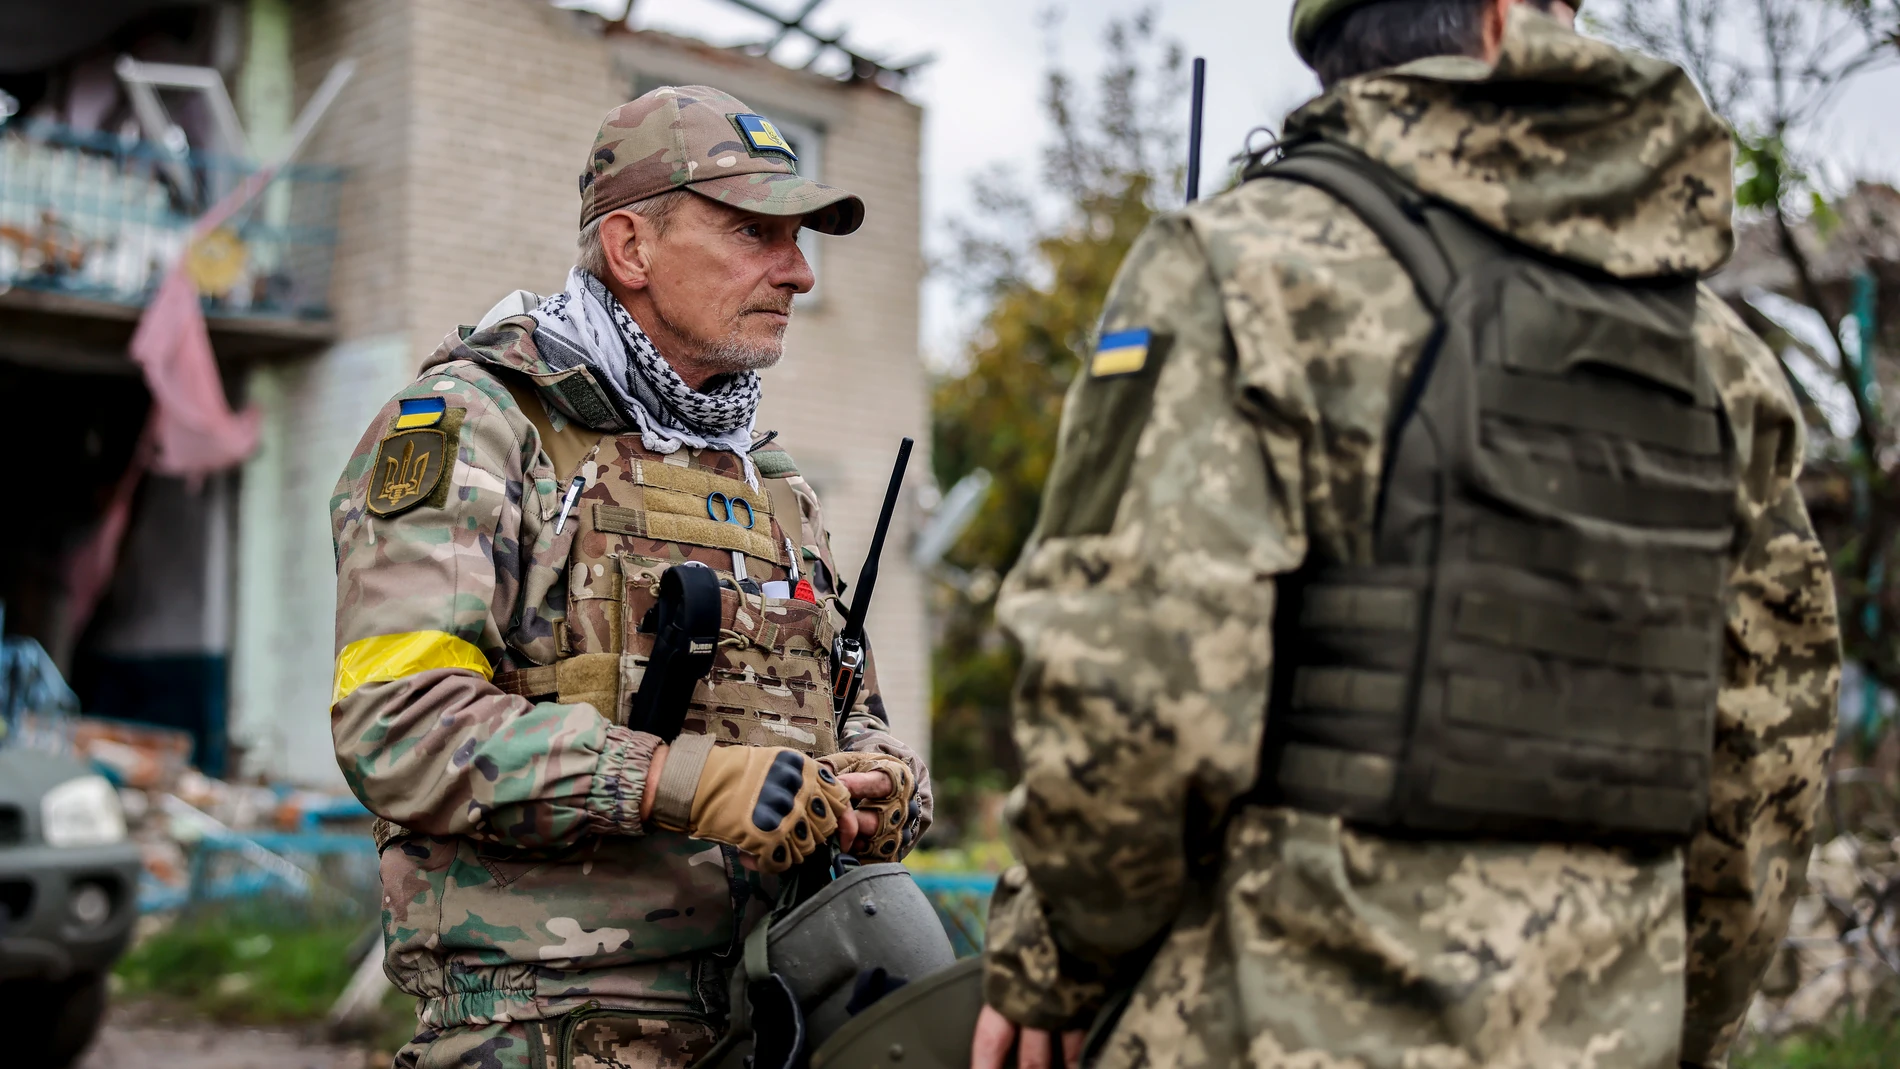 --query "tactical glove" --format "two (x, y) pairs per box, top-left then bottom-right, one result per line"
(820, 751), (922, 861)
(648, 734), (850, 874)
